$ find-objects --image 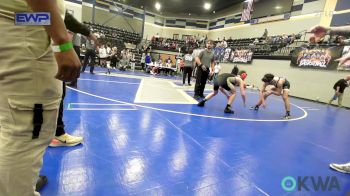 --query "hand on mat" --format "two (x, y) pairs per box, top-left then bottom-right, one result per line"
(55, 49), (81, 82)
(201, 65), (207, 71)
